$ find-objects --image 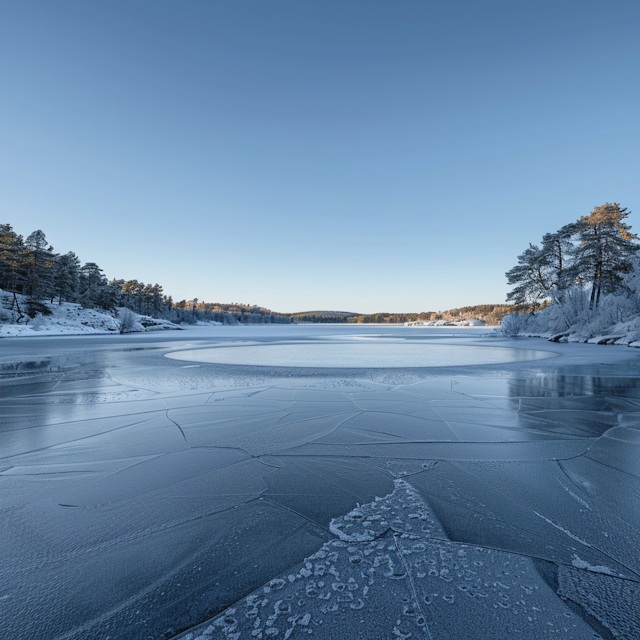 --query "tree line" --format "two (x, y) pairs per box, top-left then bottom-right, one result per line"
(290, 311), (358, 323)
(289, 305), (536, 325)
(0, 223), (291, 324)
(343, 304), (533, 325)
(505, 203), (638, 310)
